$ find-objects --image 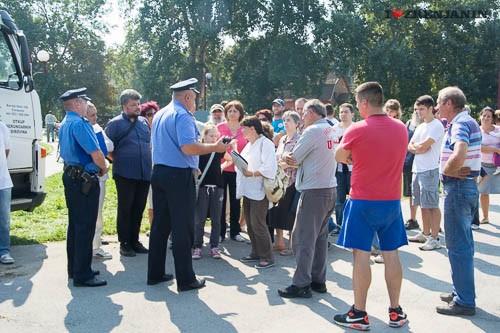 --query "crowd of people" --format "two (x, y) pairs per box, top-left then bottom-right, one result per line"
(1, 78), (499, 330)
